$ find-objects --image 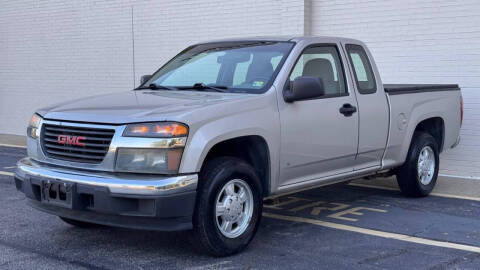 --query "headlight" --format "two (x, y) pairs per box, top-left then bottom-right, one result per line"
(123, 122), (188, 138)
(27, 113), (42, 139)
(115, 148), (183, 174)
(117, 122), (188, 174)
